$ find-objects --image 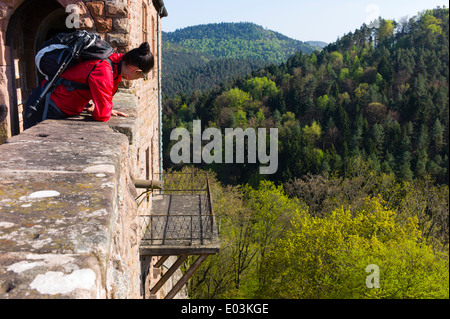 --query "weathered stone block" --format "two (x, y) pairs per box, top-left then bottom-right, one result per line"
(94, 16), (113, 32)
(113, 18), (128, 33)
(0, 66), (10, 105)
(79, 17), (95, 30)
(86, 1), (105, 17)
(107, 32), (130, 47)
(57, 0), (89, 16)
(1, 0), (18, 8)
(0, 3), (10, 19)
(105, 2), (128, 17)
(0, 31), (9, 67)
